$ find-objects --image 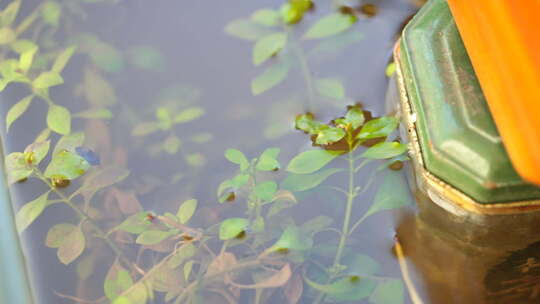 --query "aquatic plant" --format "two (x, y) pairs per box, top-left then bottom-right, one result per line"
(1, 0), (413, 303)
